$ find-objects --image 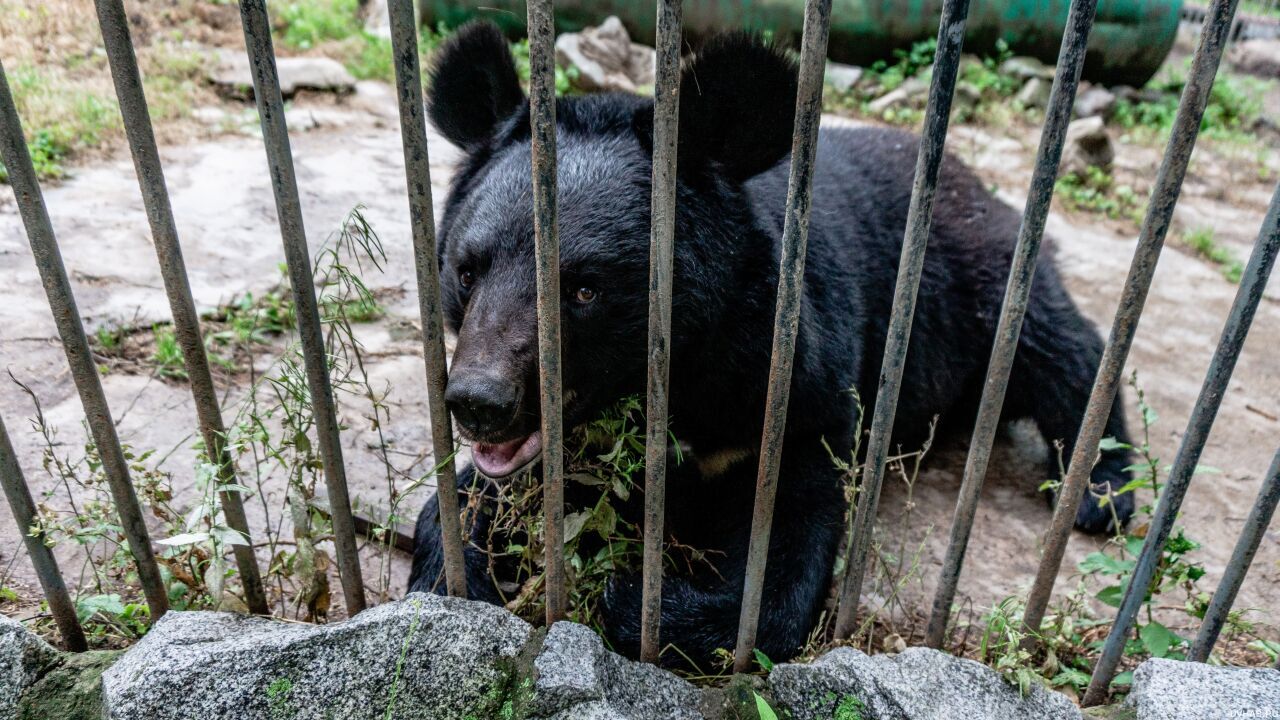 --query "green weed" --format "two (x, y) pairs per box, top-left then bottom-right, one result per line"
(151, 325), (187, 380)
(1053, 166), (1143, 225)
(1182, 227), (1245, 283)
